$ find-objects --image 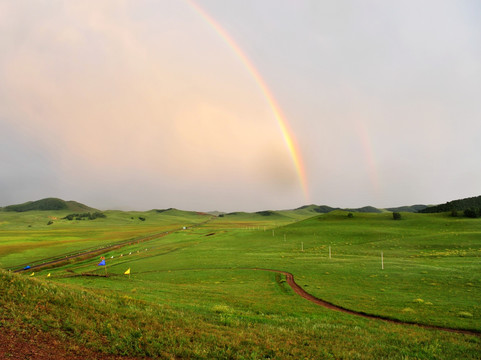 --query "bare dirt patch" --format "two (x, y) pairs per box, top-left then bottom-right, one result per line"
(0, 328), (146, 360)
